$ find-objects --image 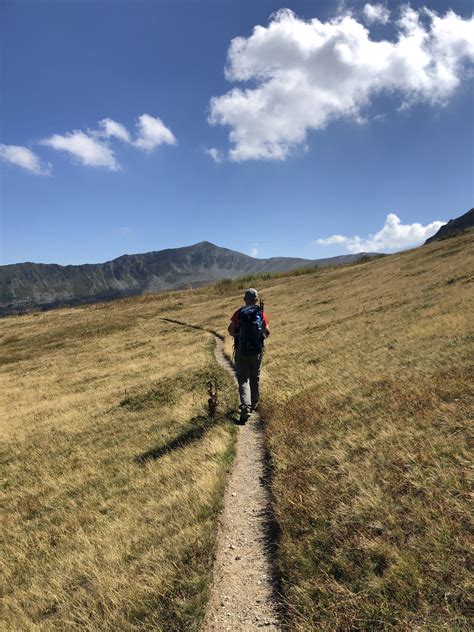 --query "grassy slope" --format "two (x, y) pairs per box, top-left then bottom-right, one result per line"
(2, 232), (472, 630)
(258, 237), (473, 631)
(182, 232), (473, 630)
(1, 297), (238, 630)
